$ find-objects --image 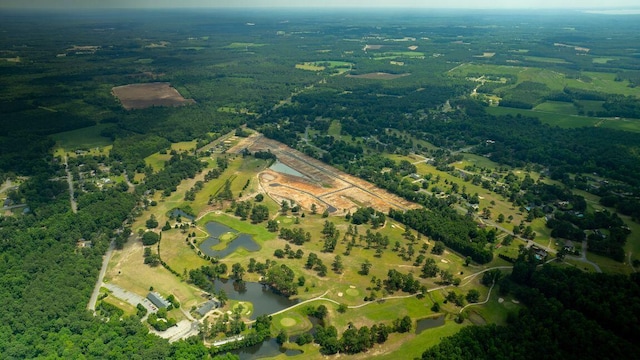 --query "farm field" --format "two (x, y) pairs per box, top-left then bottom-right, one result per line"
(111, 82), (196, 110)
